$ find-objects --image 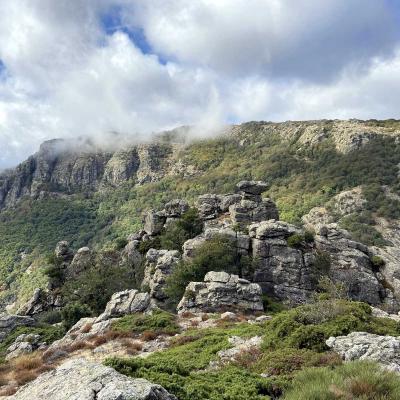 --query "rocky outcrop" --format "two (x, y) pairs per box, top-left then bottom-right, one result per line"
(177, 271), (263, 314)
(249, 220), (390, 306)
(0, 138), (183, 209)
(0, 315), (35, 342)
(66, 247), (94, 279)
(5, 358), (177, 400)
(326, 332), (400, 372)
(96, 290), (153, 322)
(141, 249), (181, 302)
(16, 288), (62, 317)
(6, 333), (44, 360)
